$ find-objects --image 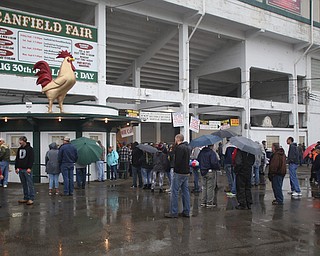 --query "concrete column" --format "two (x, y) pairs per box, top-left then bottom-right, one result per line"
(133, 125), (141, 143)
(241, 69), (250, 138)
(156, 123), (161, 142)
(132, 60), (141, 88)
(95, 2), (107, 105)
(191, 76), (199, 115)
(179, 23), (190, 141)
(132, 60), (142, 142)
